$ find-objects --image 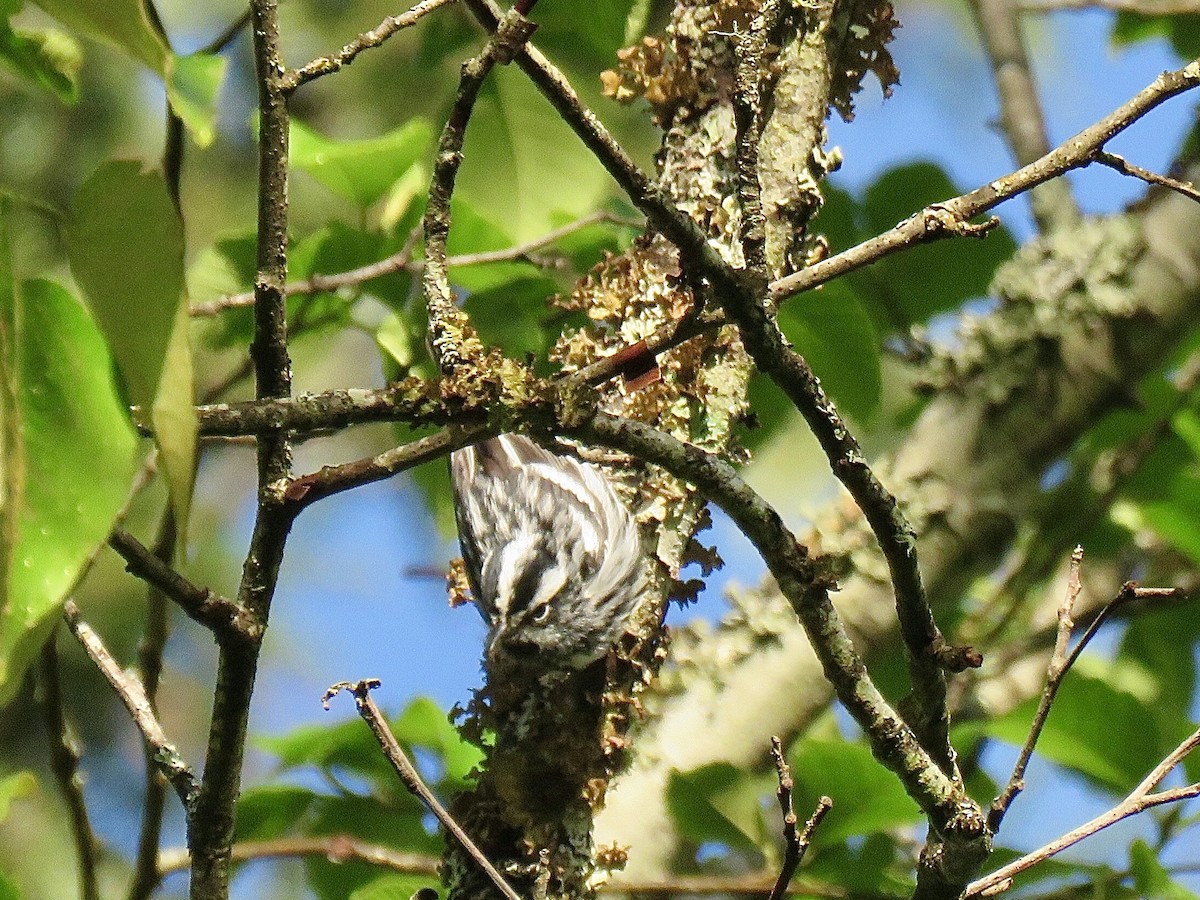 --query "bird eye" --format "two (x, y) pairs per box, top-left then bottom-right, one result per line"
(530, 603), (552, 624)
